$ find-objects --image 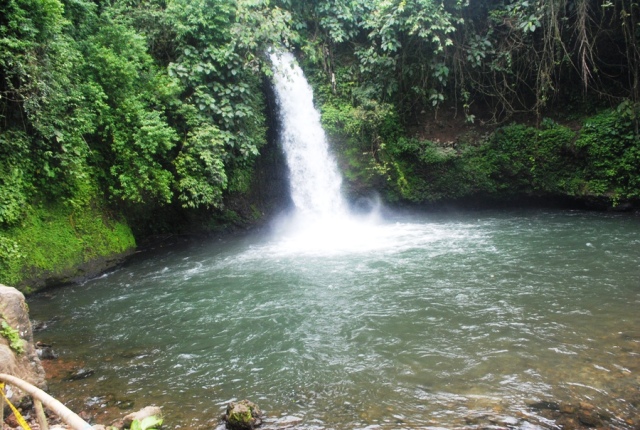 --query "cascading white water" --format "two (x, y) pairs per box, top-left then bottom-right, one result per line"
(269, 51), (395, 255)
(270, 52), (347, 218)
